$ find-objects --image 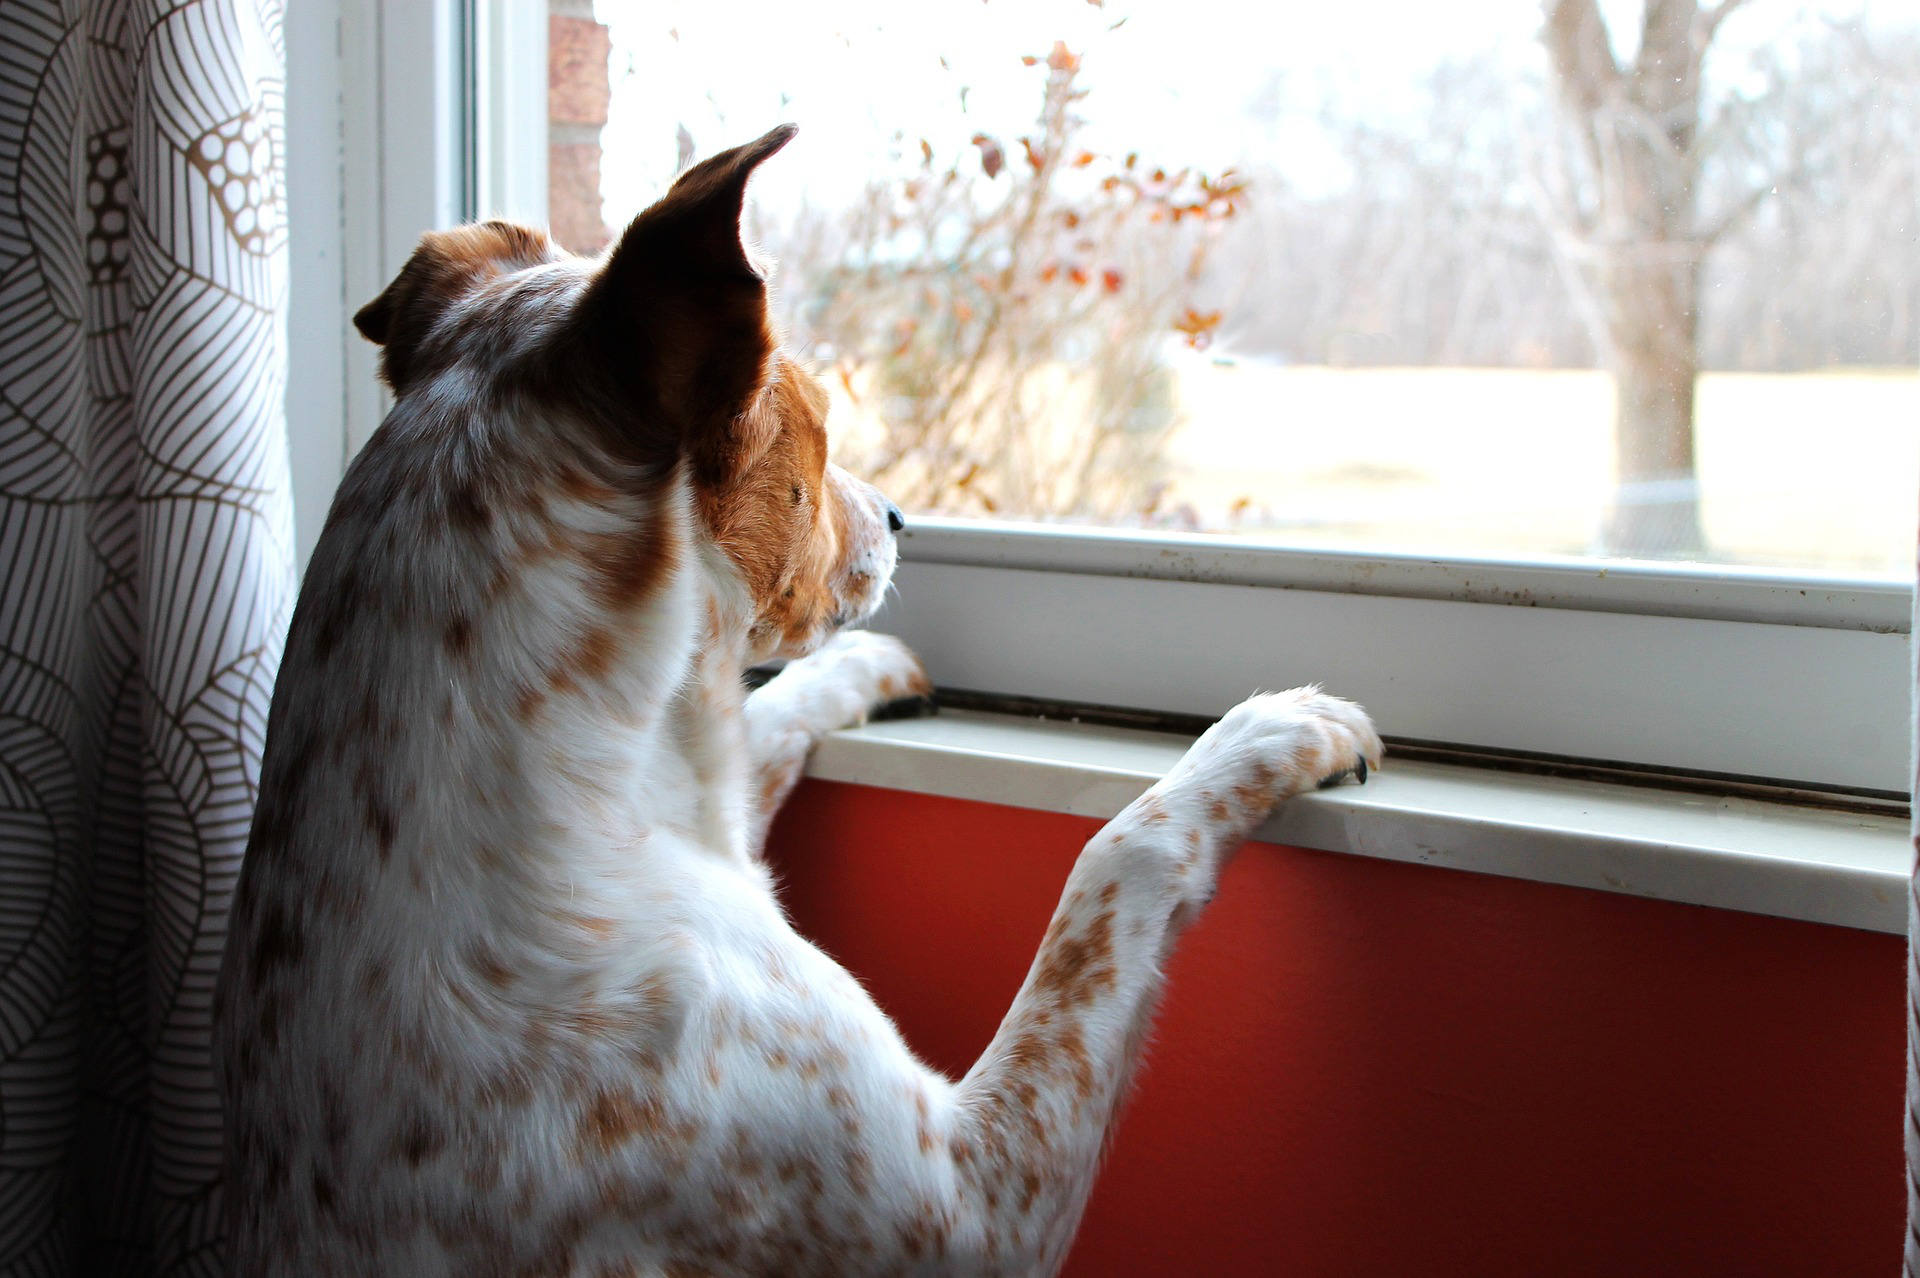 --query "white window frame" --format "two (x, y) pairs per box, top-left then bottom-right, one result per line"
(285, 0), (542, 566)
(284, 0), (1914, 799)
(876, 521), (1910, 795)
